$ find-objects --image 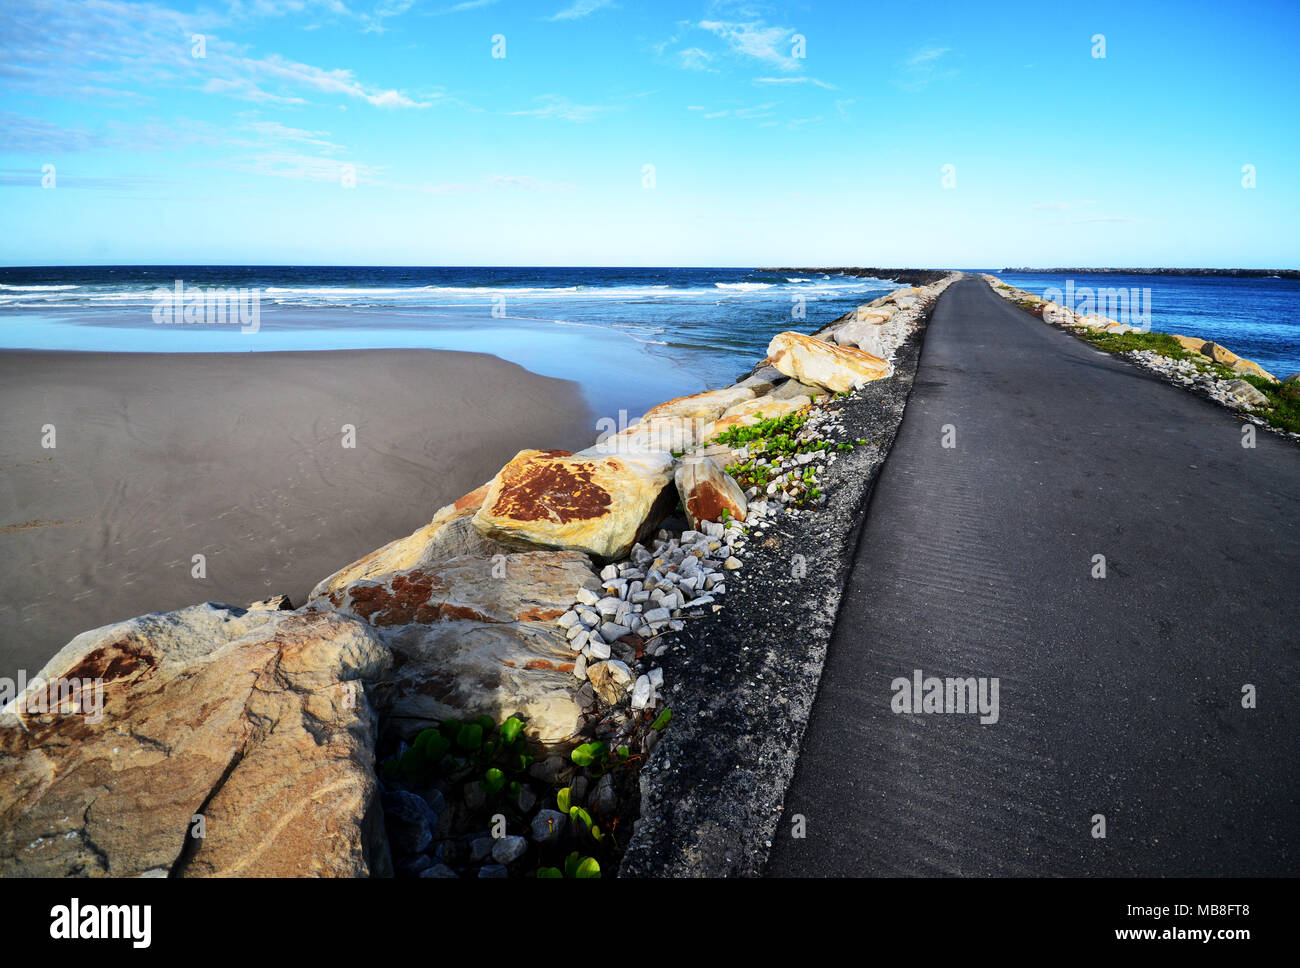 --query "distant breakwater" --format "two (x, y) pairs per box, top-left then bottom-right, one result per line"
(761, 267), (952, 286)
(1002, 267), (1300, 279)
